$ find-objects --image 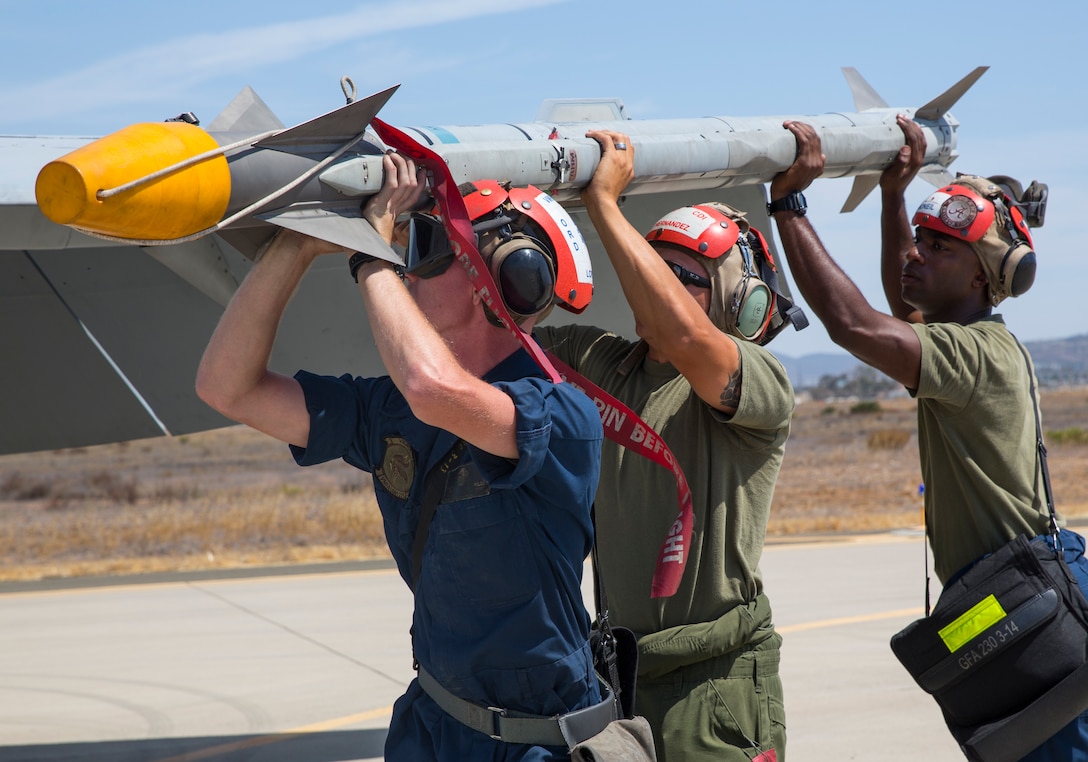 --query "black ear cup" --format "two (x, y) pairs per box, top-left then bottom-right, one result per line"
(992, 196), (1037, 299)
(490, 238), (555, 318)
(1001, 245), (1037, 298)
